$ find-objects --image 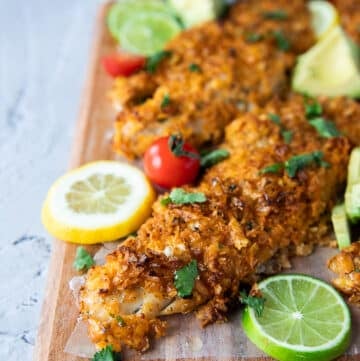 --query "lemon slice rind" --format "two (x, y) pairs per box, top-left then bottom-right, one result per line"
(42, 161), (155, 244)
